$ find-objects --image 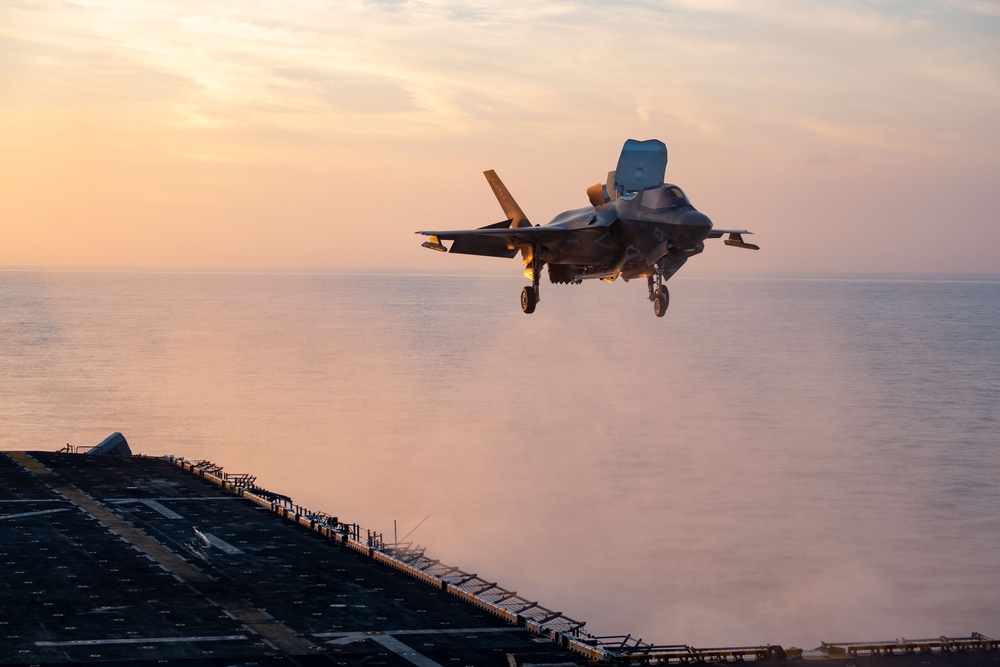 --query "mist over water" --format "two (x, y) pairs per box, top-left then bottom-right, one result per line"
(2, 269), (998, 648)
